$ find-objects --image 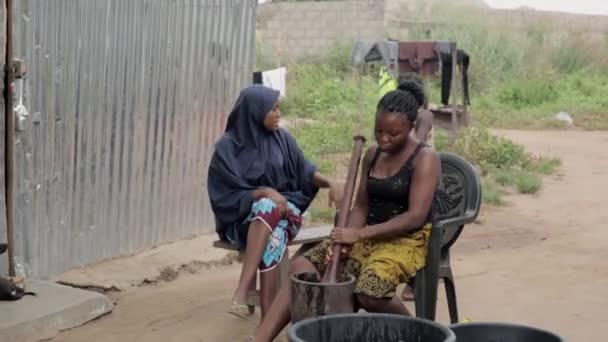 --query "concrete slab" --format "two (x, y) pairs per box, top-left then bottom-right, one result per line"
(0, 280), (113, 342)
(52, 226), (329, 292)
(53, 233), (237, 291)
